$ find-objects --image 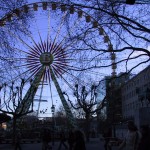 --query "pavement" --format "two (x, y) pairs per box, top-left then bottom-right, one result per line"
(0, 138), (119, 150)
